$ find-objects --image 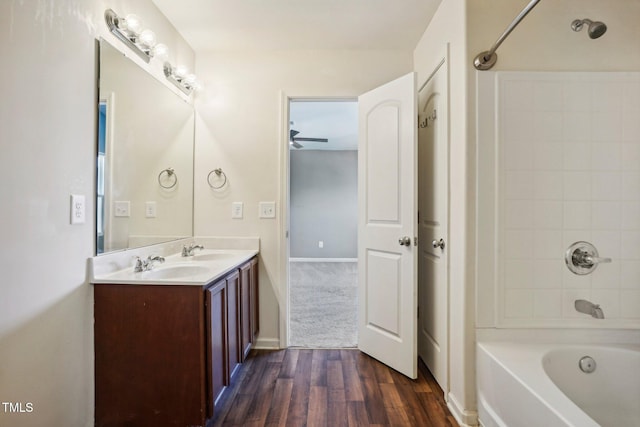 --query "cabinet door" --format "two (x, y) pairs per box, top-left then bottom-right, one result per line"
(226, 271), (242, 381)
(250, 257), (260, 342)
(239, 262), (252, 361)
(206, 281), (227, 418)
